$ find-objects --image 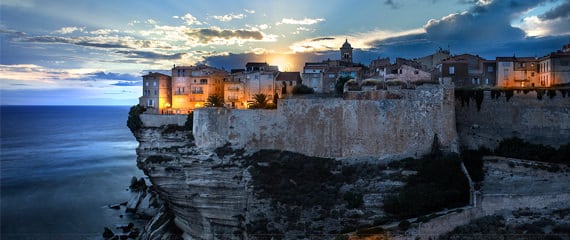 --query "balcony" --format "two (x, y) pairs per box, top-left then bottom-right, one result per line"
(227, 86), (240, 91)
